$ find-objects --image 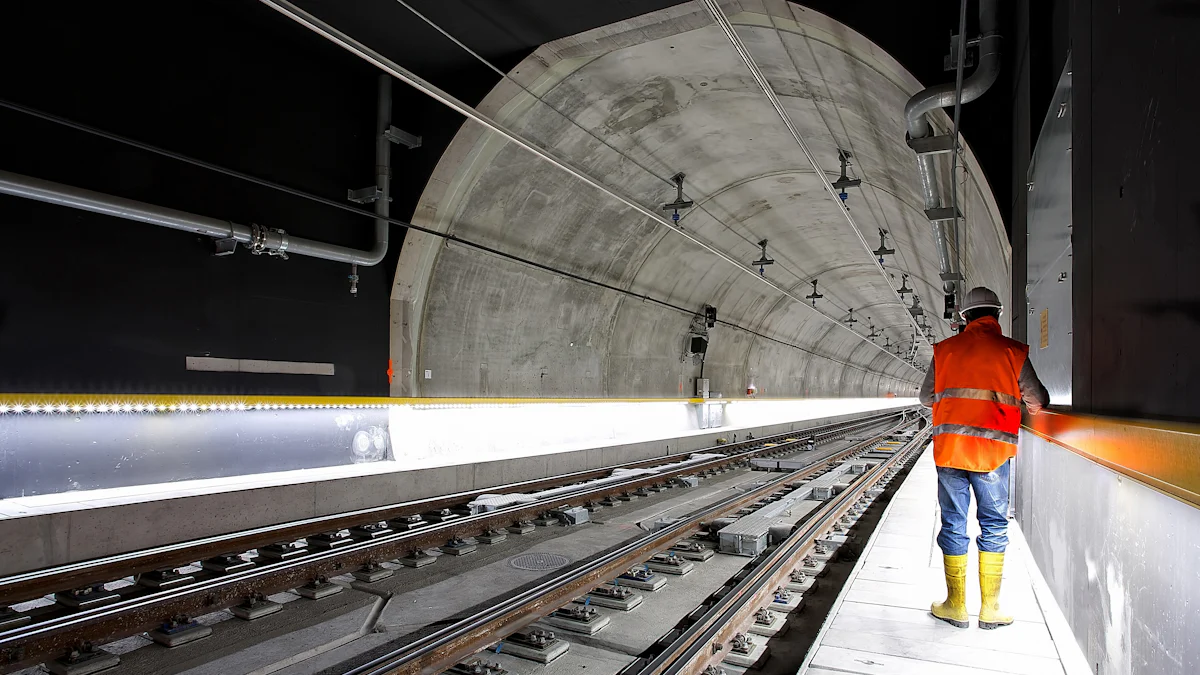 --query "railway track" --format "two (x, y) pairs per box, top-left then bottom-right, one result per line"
(0, 408), (917, 672)
(338, 416), (927, 675)
(636, 427), (929, 675)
